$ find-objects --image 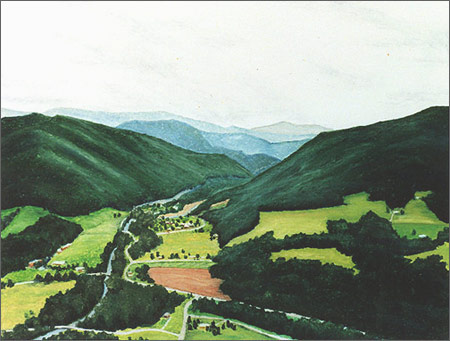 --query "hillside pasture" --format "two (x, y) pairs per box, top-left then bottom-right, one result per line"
(49, 208), (127, 267)
(391, 194), (447, 239)
(406, 242), (449, 270)
(270, 248), (356, 271)
(1, 281), (75, 330)
(228, 192), (390, 245)
(138, 230), (219, 261)
(1, 206), (49, 238)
